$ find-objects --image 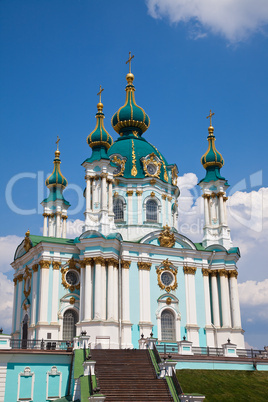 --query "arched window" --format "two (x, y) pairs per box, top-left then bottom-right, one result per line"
(146, 199), (158, 222)
(161, 310), (175, 341)
(63, 309), (78, 341)
(113, 198), (124, 221)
